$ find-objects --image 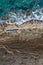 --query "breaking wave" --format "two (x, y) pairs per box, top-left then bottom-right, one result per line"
(0, 8), (43, 25)
(5, 8), (43, 25)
